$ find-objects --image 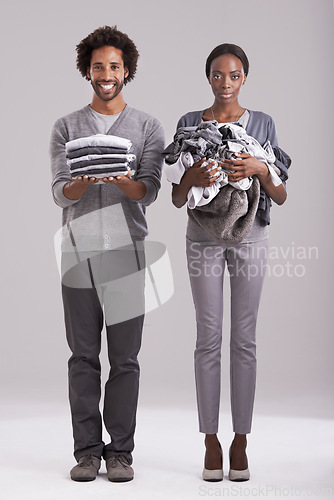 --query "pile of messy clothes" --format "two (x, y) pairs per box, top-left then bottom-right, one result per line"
(163, 121), (291, 243)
